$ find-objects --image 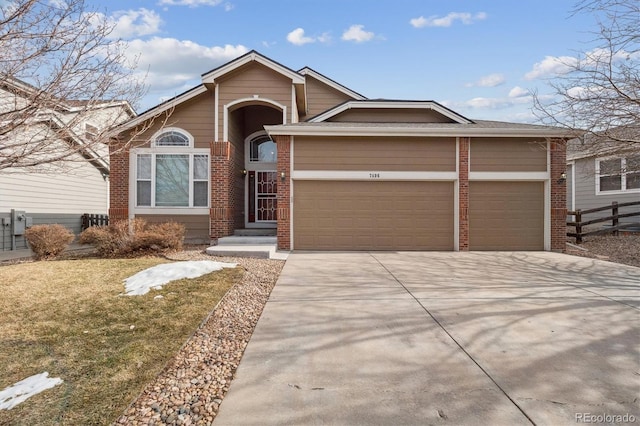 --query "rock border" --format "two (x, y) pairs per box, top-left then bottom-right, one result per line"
(115, 254), (284, 425)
